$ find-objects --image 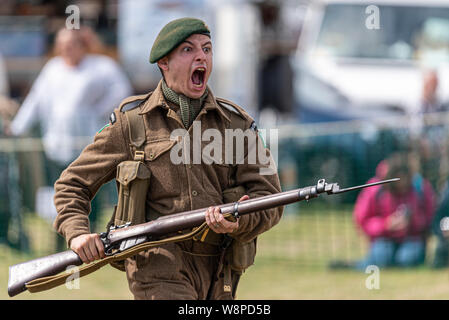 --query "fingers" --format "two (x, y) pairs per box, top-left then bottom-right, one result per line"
(205, 207), (219, 233)
(210, 207), (222, 232)
(70, 236), (88, 264)
(219, 215), (239, 232)
(87, 237), (99, 261)
(70, 234), (105, 264)
(87, 234), (106, 261)
(76, 248), (88, 264)
(204, 195), (248, 233)
(205, 207), (214, 230)
(95, 235), (106, 259)
(205, 206), (239, 234)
